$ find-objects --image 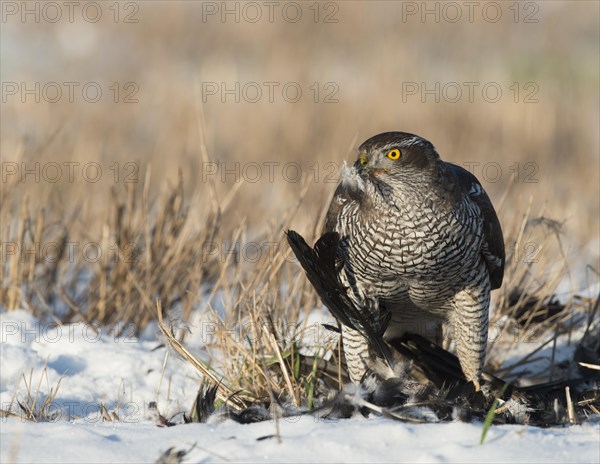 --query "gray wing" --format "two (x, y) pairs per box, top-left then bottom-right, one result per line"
(446, 163), (505, 290)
